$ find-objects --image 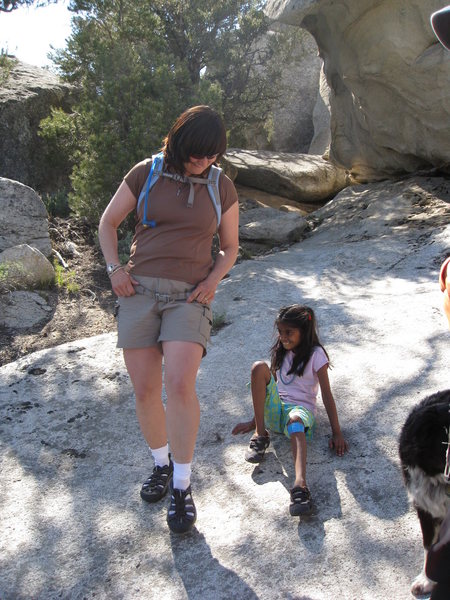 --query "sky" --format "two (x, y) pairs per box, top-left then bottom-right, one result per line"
(0, 1), (72, 70)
